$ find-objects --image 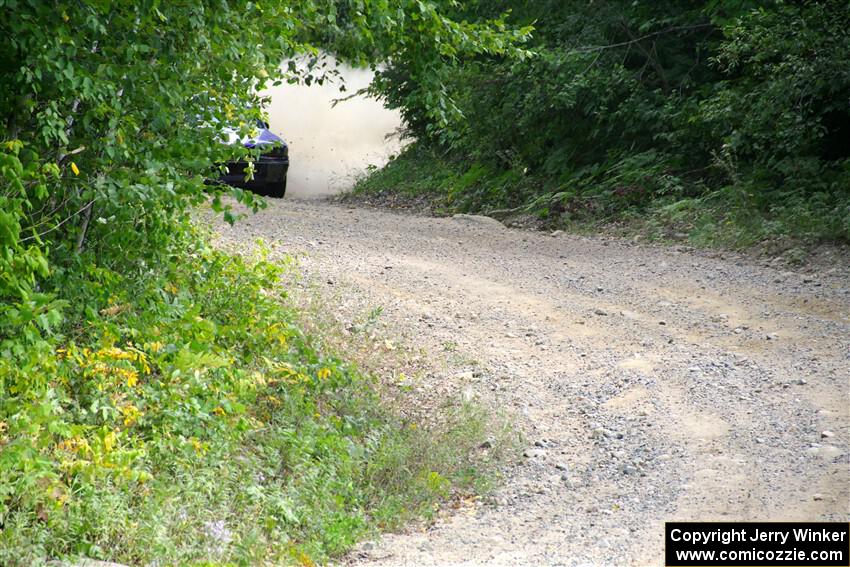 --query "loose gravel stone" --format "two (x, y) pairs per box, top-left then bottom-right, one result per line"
(523, 448), (547, 459)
